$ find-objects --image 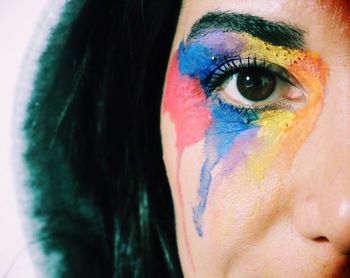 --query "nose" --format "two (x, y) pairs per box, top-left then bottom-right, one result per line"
(294, 173), (350, 254)
(294, 170), (350, 254)
(292, 74), (350, 254)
